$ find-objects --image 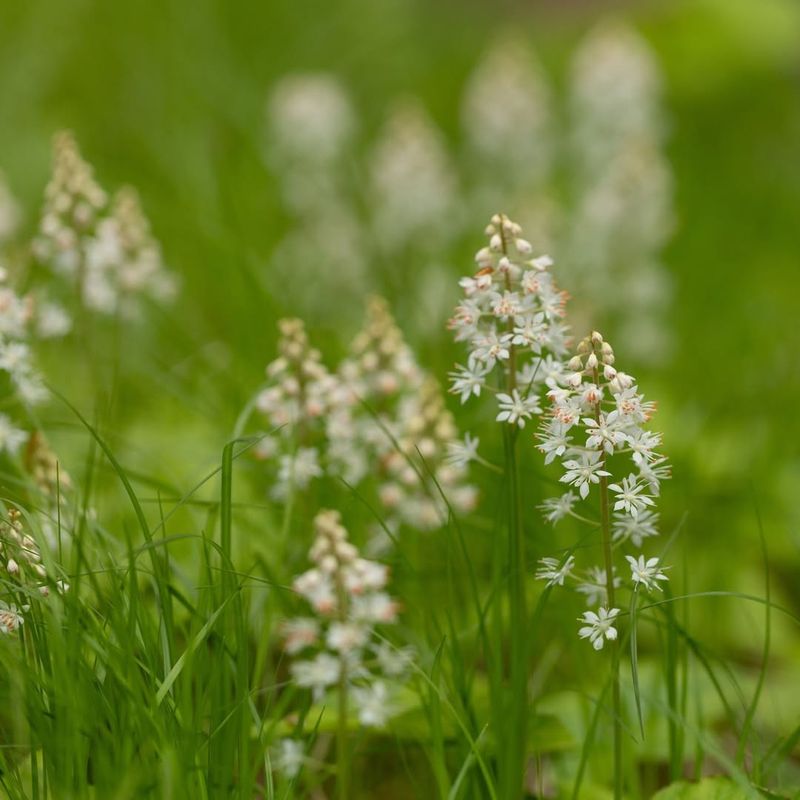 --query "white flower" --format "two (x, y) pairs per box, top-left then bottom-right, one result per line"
(537, 421), (572, 464)
(326, 621), (368, 653)
(535, 555), (575, 587)
(0, 342), (31, 374)
(35, 302), (72, 338)
(576, 567), (620, 607)
(638, 455), (671, 495)
(511, 313), (547, 349)
(373, 642), (414, 677)
(578, 607), (620, 651)
(291, 652), (341, 697)
(626, 555), (668, 592)
(469, 330), (512, 369)
(0, 602), (25, 634)
(445, 433), (480, 468)
(612, 509), (659, 547)
(352, 681), (391, 727)
(490, 290), (524, 320)
(282, 618), (320, 654)
(0, 414), (26, 454)
(560, 451), (611, 499)
(608, 475), (655, 517)
(448, 363), (488, 403)
(538, 492), (577, 524)
(625, 429), (663, 465)
(293, 569), (336, 614)
(583, 414), (626, 454)
(351, 592), (399, 624)
(275, 447), (323, 495)
(273, 738), (305, 780)
(496, 389), (540, 428)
